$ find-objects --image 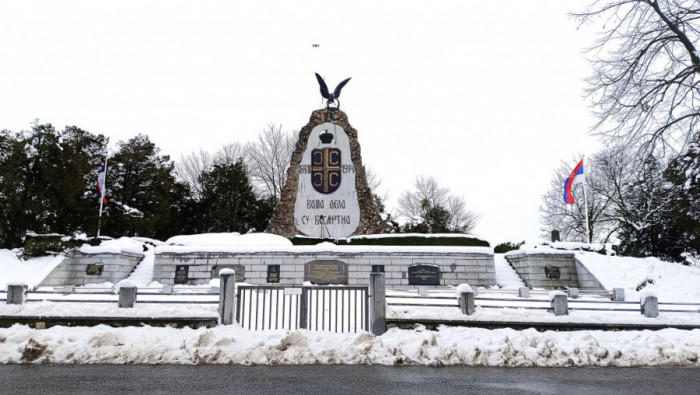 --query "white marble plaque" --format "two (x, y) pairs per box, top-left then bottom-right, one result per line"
(294, 122), (360, 237)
